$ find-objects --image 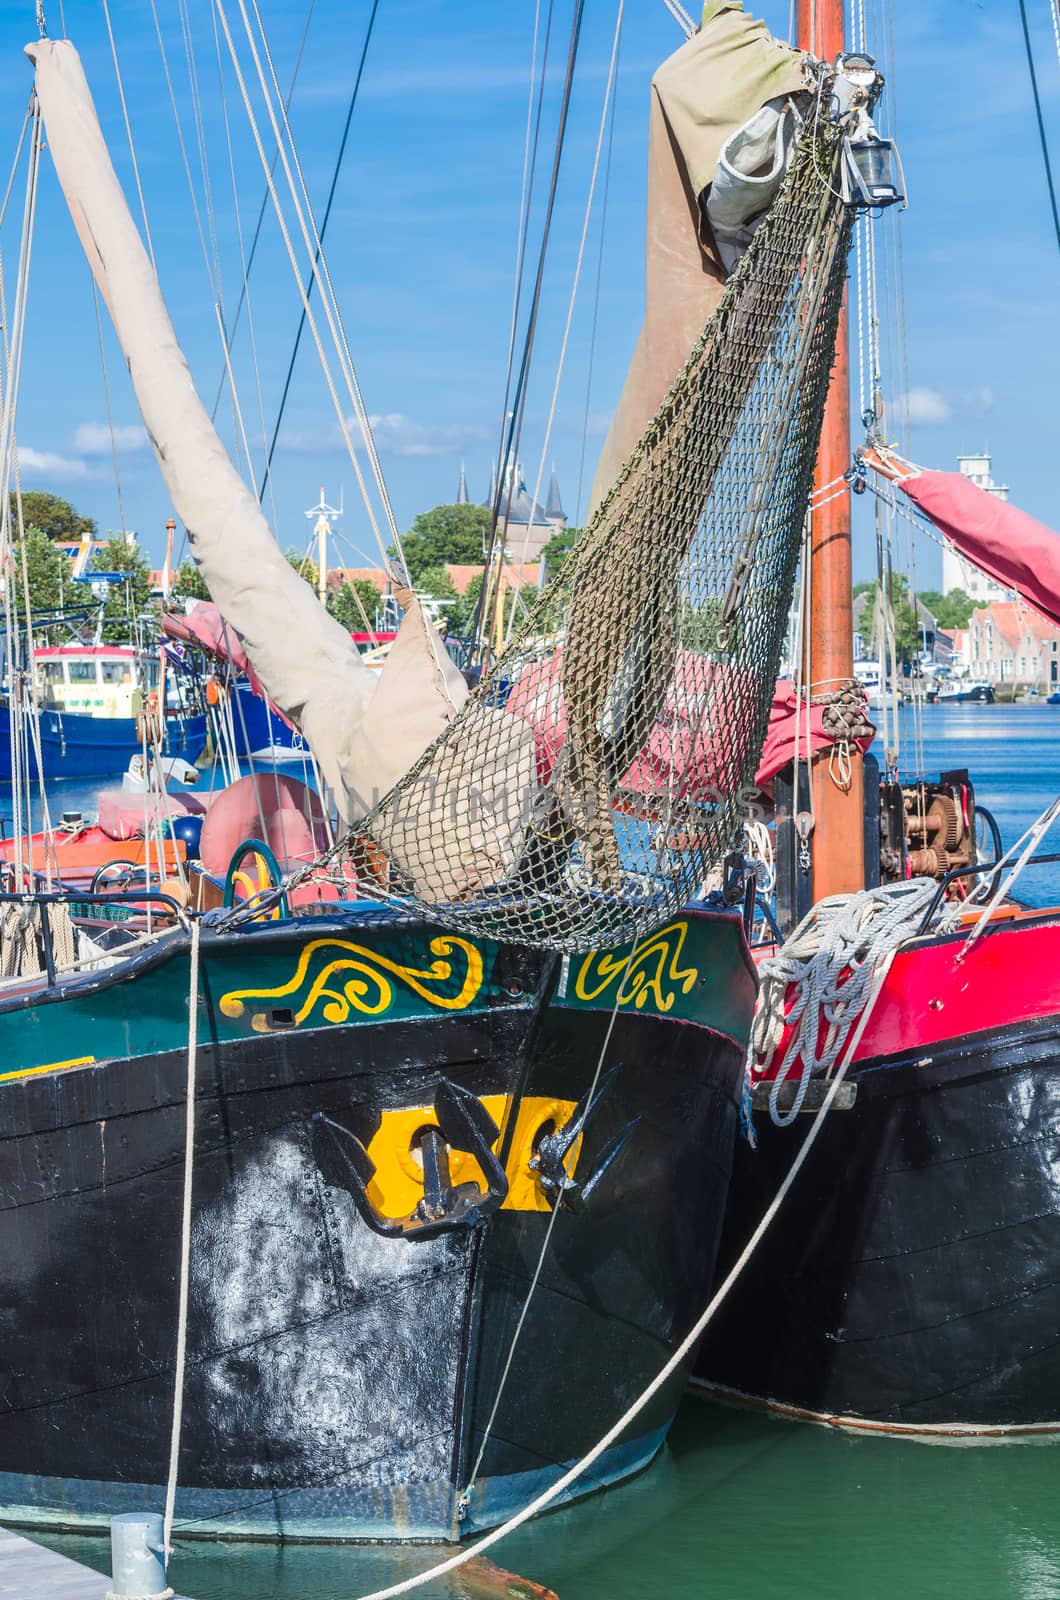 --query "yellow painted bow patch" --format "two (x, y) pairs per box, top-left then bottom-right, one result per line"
(366, 1095), (582, 1218)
